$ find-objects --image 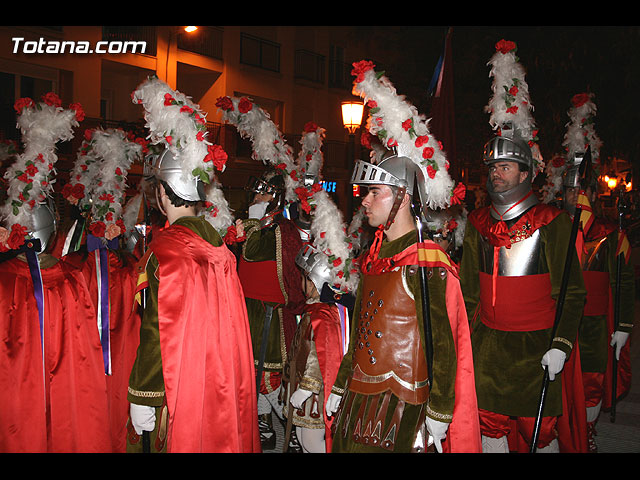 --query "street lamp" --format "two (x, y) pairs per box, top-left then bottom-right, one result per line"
(341, 100), (364, 135)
